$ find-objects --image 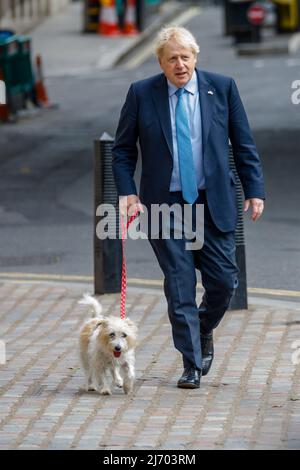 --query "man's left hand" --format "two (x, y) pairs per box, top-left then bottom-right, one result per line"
(244, 198), (264, 221)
